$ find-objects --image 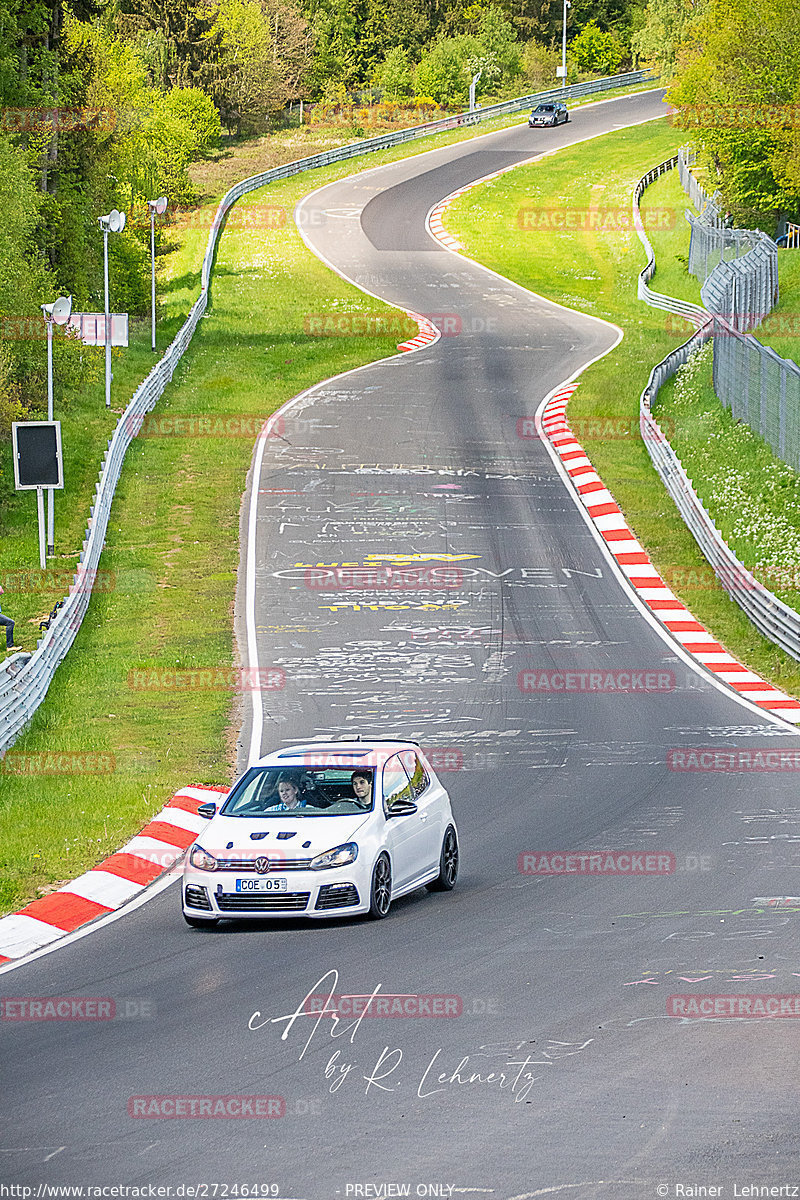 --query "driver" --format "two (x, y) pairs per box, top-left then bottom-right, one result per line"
(272, 772), (306, 811)
(351, 769), (373, 807)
